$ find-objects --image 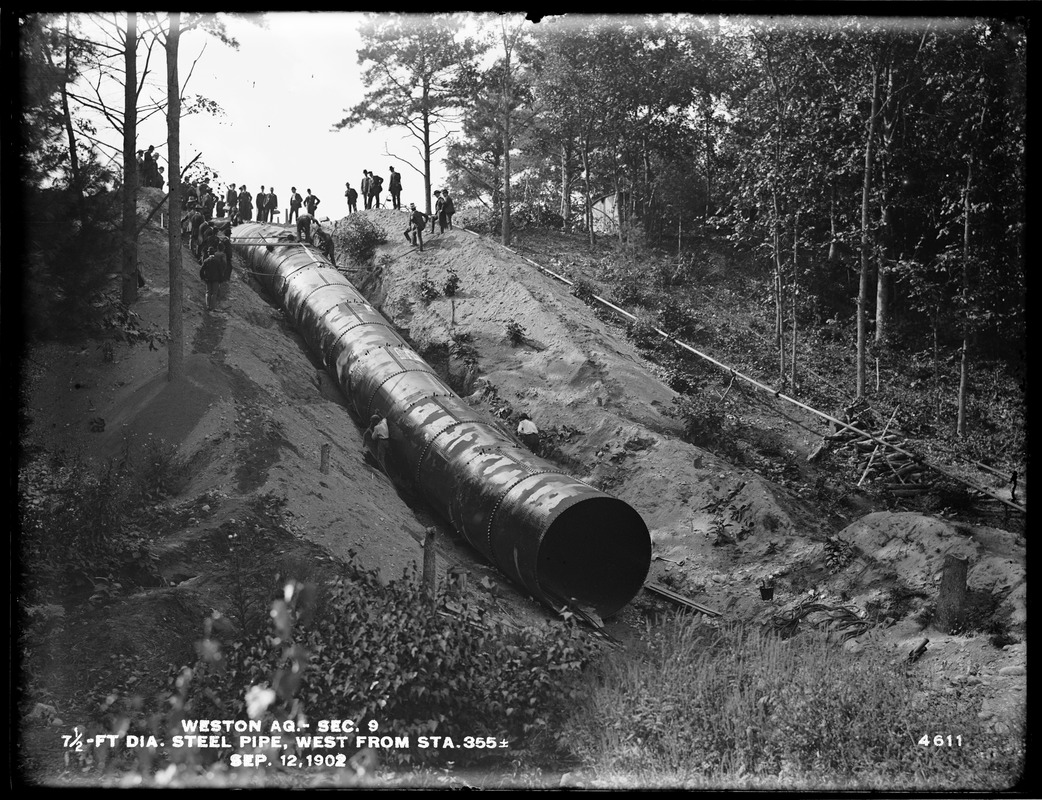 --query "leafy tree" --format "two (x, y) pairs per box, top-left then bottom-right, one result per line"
(335, 13), (476, 215)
